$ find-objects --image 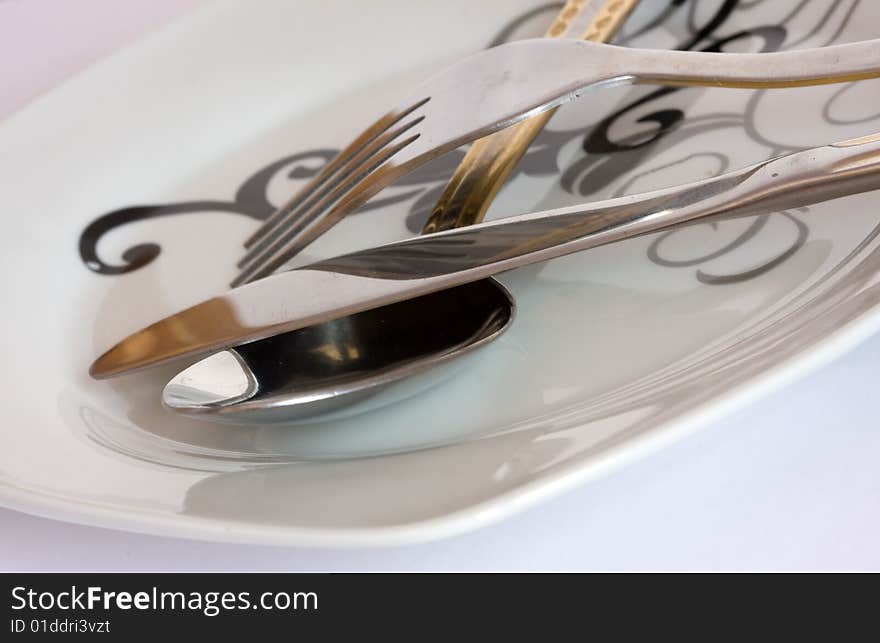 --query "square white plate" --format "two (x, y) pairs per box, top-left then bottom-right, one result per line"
(2, 0), (880, 546)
